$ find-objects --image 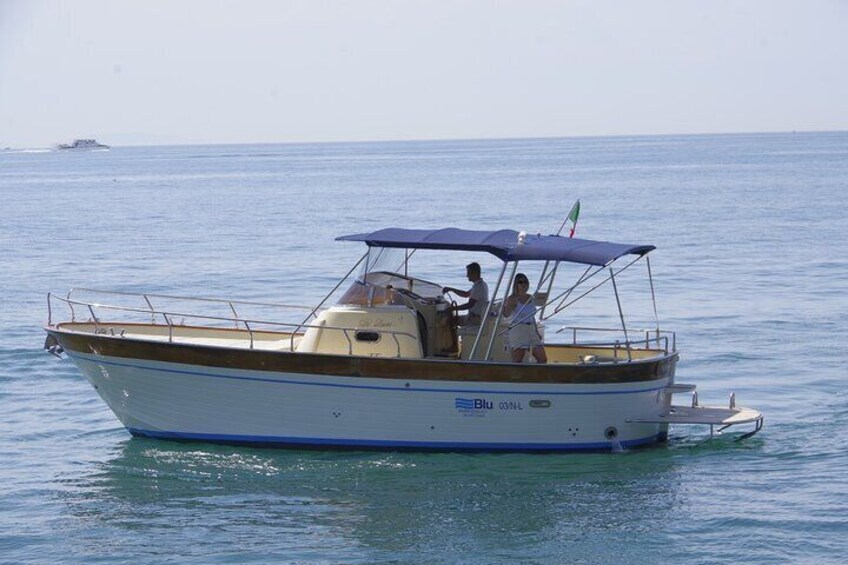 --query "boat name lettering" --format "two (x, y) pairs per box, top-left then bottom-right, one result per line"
(358, 318), (393, 329)
(455, 398), (524, 414)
